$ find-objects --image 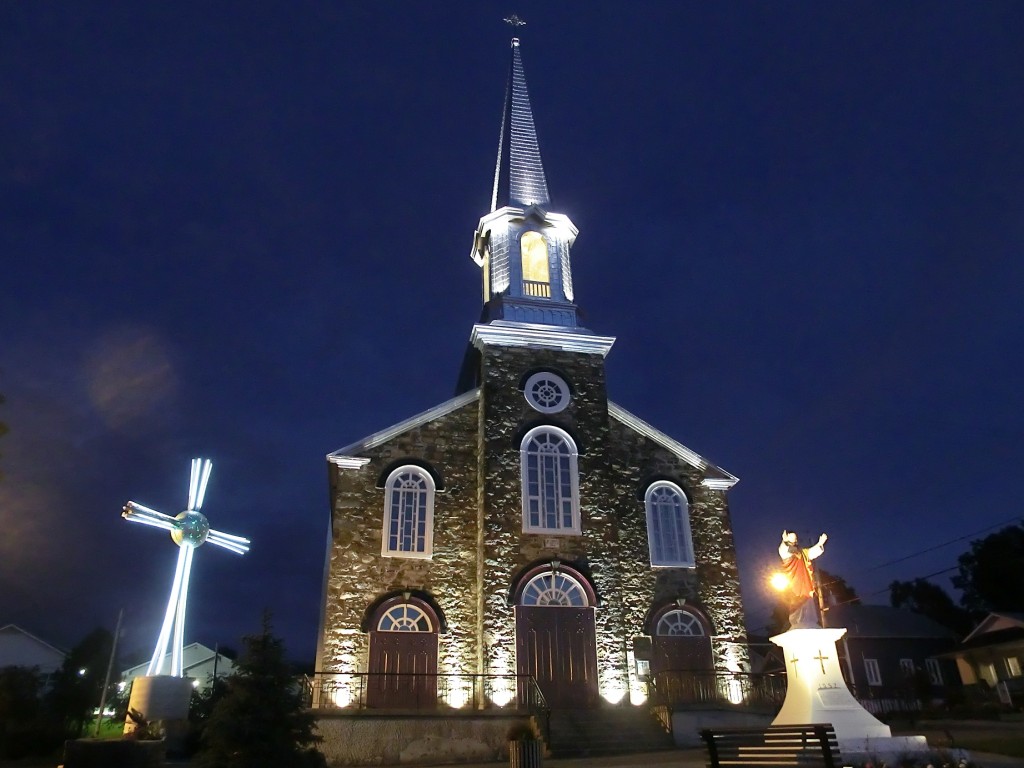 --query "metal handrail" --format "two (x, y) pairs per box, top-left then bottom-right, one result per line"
(648, 669), (788, 709)
(305, 672), (548, 717)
